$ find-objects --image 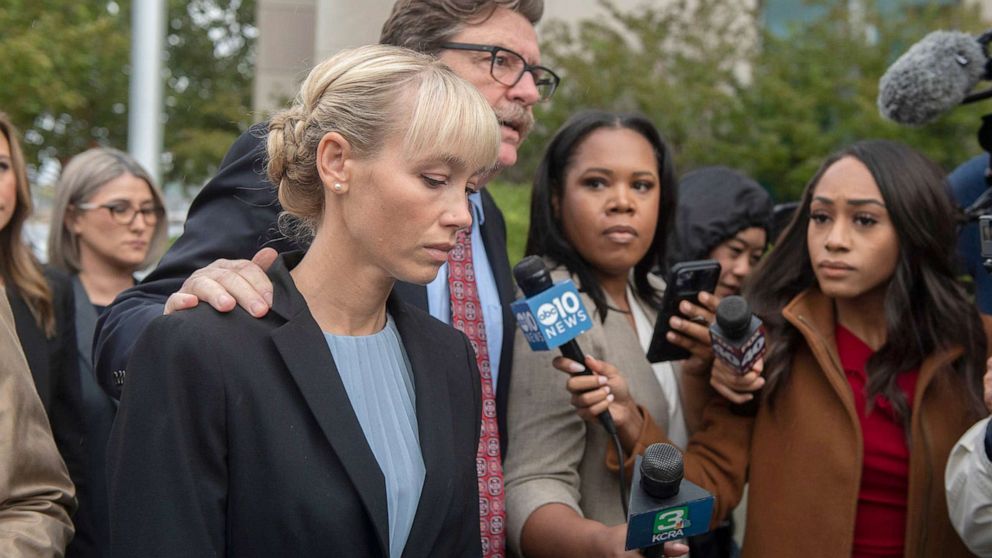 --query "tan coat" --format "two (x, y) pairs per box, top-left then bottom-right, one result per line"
(503, 266), (678, 554)
(0, 288), (76, 556)
(624, 287), (985, 557)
